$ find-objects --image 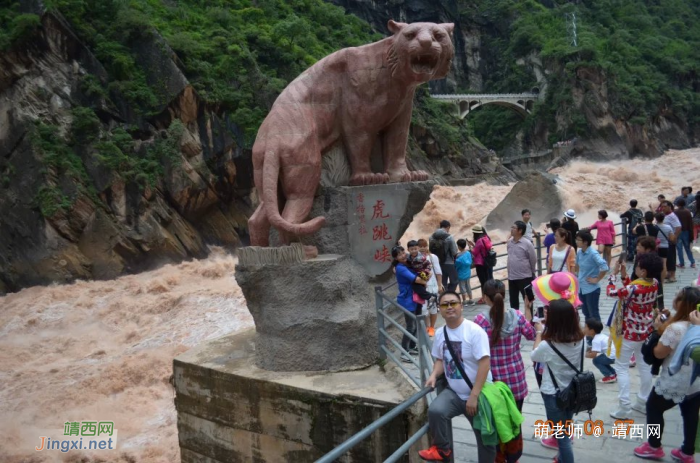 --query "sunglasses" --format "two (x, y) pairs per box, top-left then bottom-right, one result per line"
(439, 301), (461, 309)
